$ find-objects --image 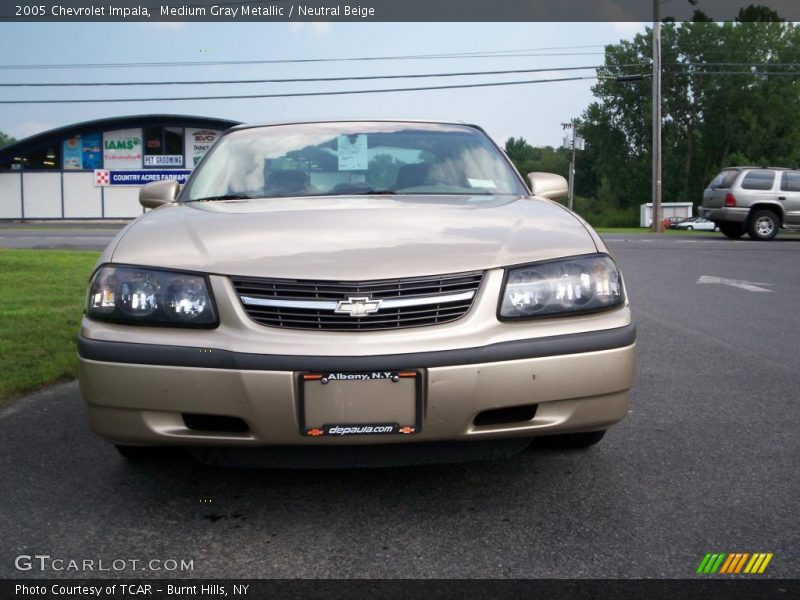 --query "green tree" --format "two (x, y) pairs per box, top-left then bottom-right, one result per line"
(367, 153), (403, 188)
(0, 131), (15, 149)
(504, 137), (570, 182)
(581, 10), (800, 215)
